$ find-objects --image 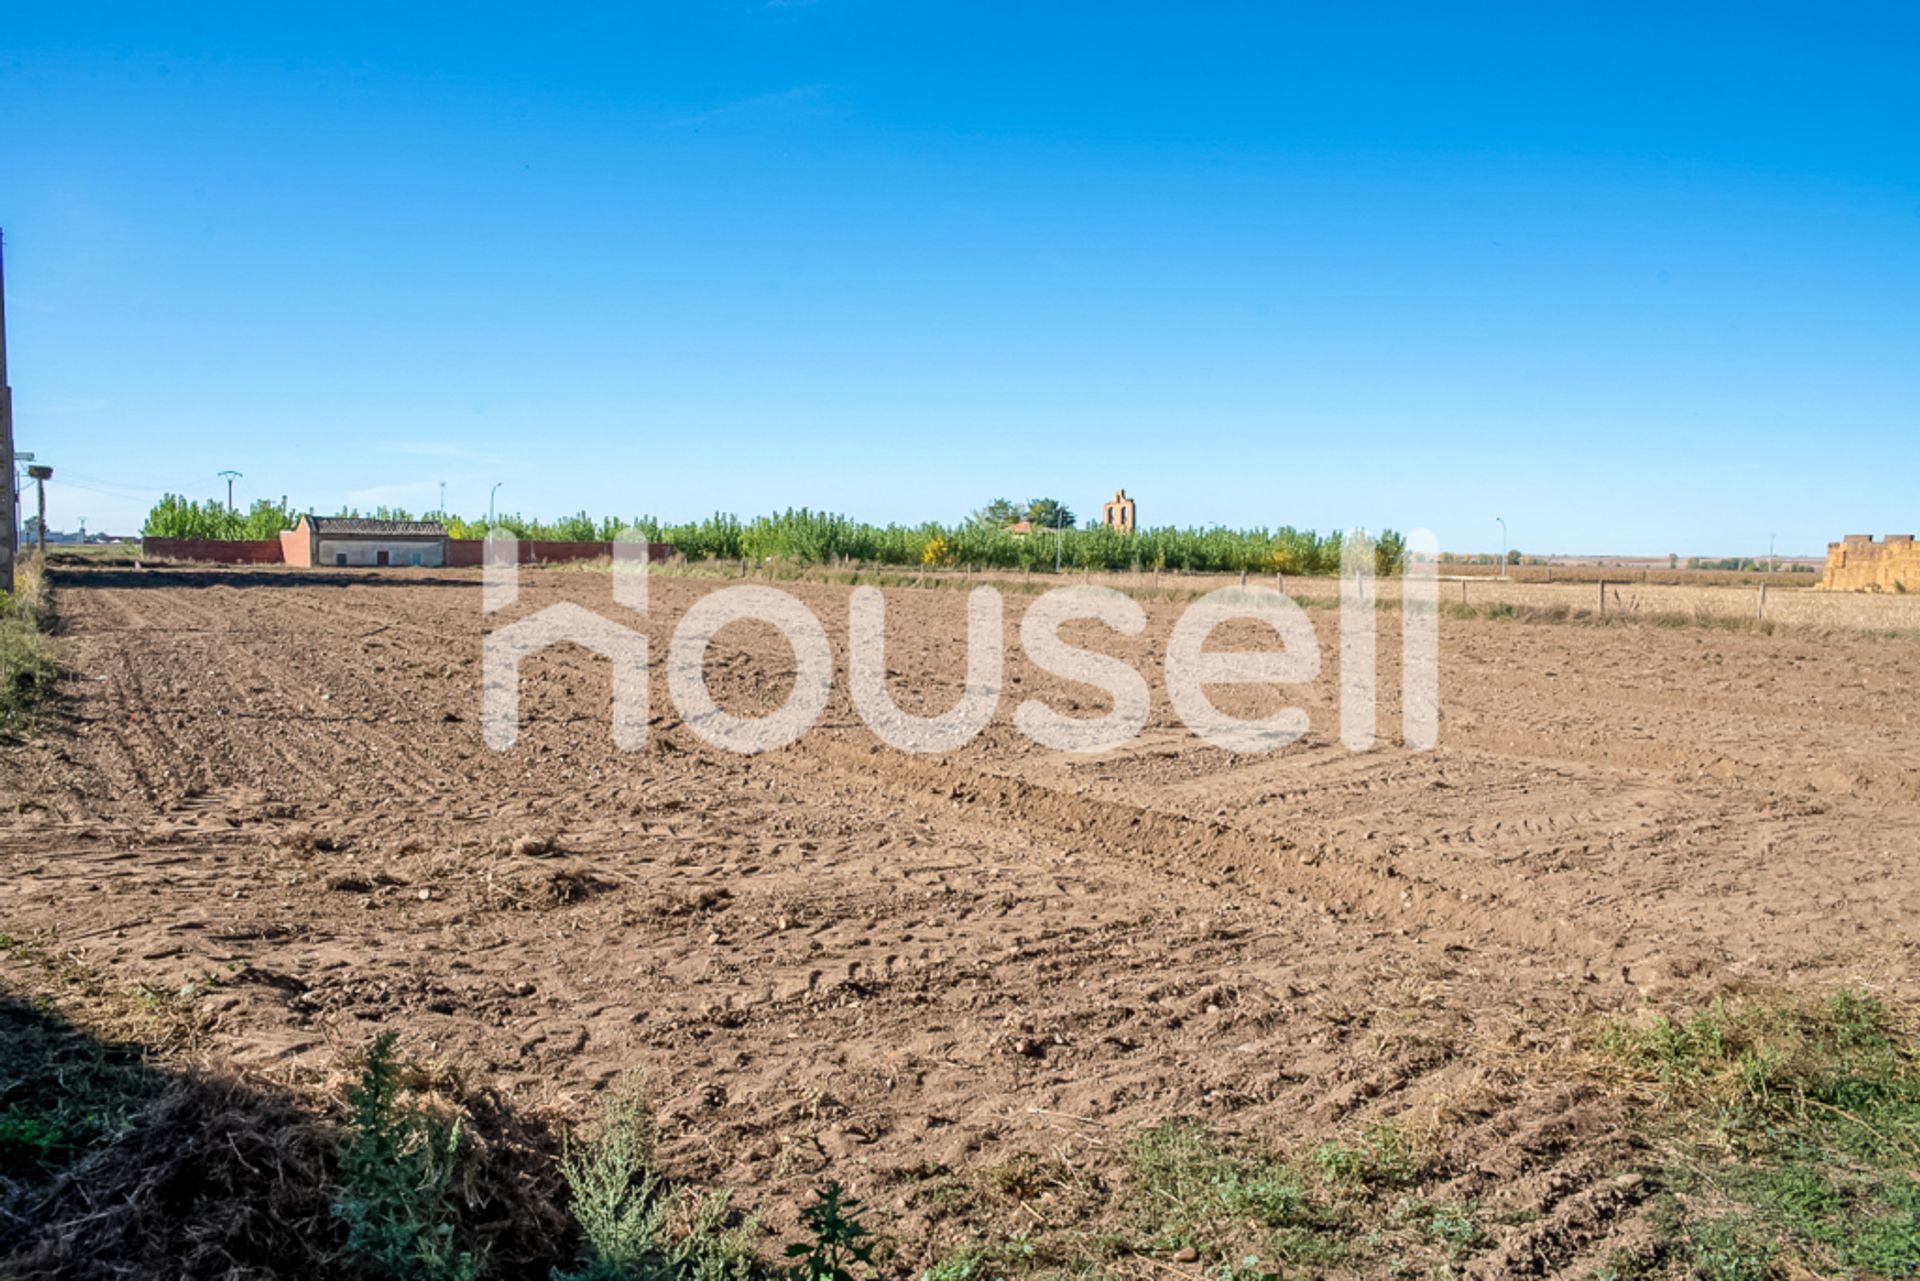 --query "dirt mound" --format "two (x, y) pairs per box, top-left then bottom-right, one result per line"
(3, 1073), (339, 1279)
